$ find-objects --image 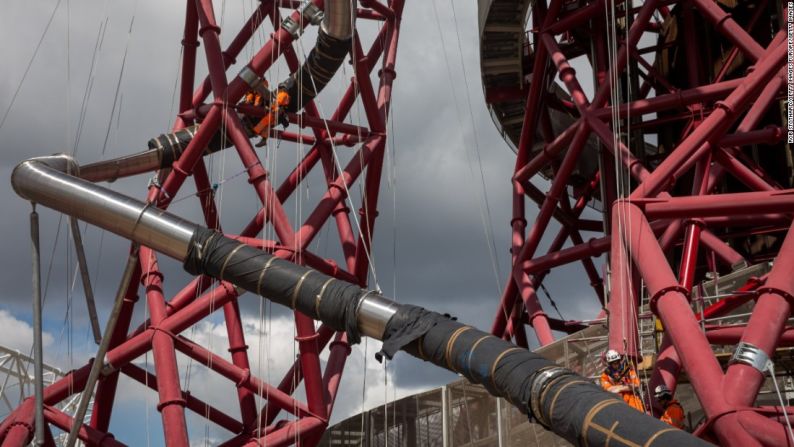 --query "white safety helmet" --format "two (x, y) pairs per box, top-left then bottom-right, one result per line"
(605, 349), (621, 363)
(654, 384), (672, 399)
